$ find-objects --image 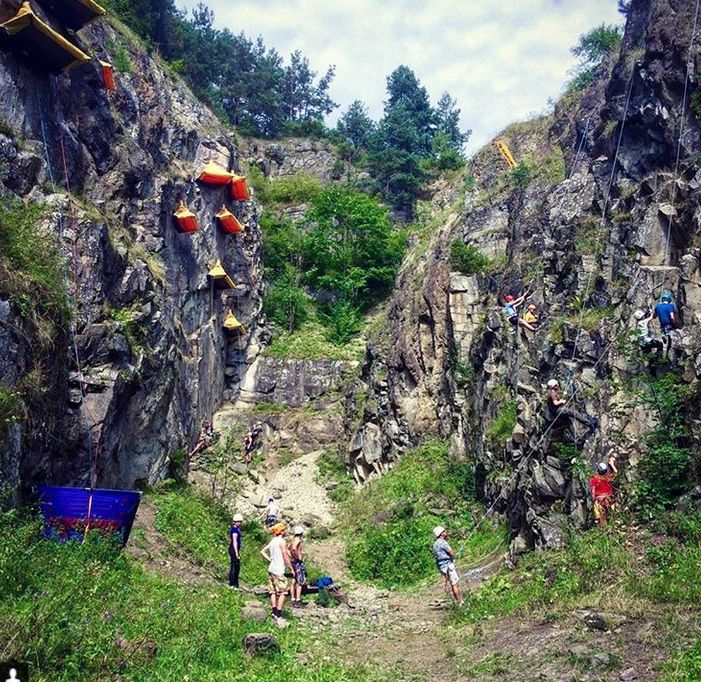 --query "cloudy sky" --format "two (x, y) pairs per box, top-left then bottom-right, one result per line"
(180, 0), (622, 153)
